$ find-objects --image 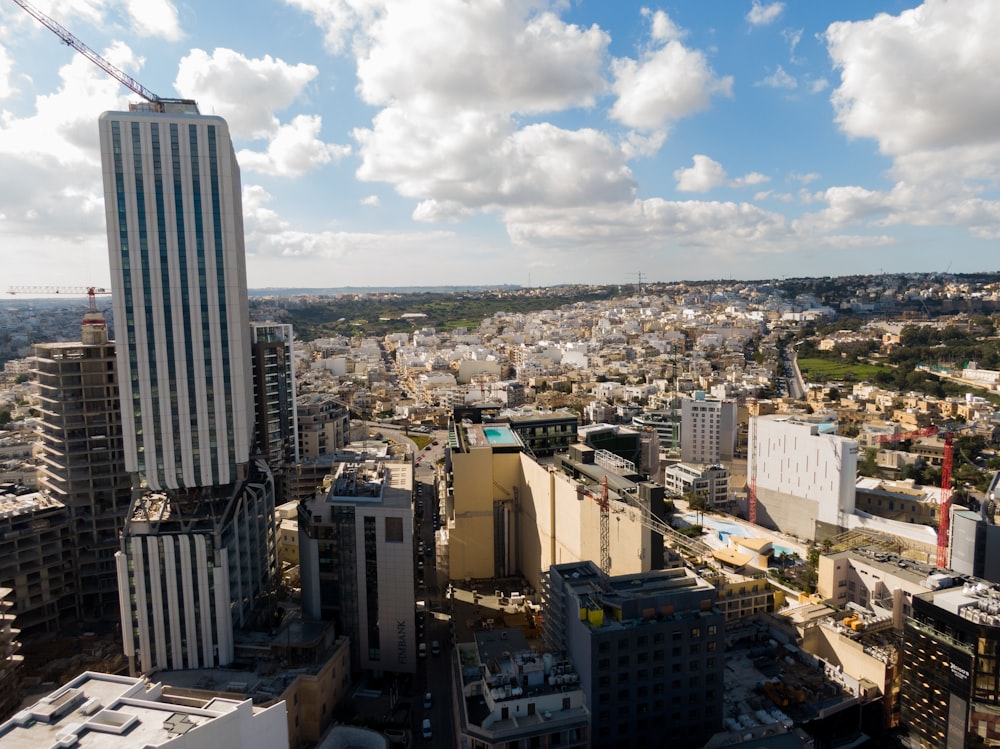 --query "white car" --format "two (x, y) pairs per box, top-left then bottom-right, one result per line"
(421, 718), (432, 739)
(423, 692), (432, 709)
